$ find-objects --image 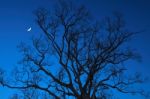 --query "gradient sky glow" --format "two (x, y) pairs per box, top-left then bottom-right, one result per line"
(0, 0), (150, 99)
